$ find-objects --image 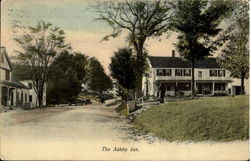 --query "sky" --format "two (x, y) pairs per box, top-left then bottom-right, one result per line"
(1, 0), (177, 73)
